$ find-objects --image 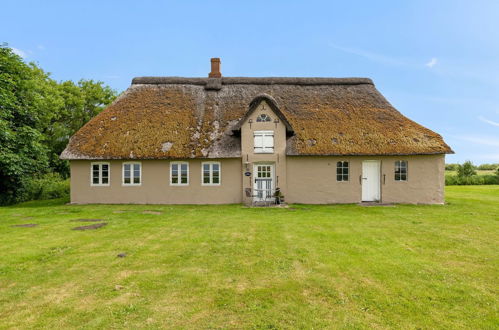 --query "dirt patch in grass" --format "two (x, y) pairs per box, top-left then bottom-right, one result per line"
(70, 219), (104, 222)
(71, 223), (107, 231)
(142, 211), (162, 215)
(11, 224), (38, 228)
